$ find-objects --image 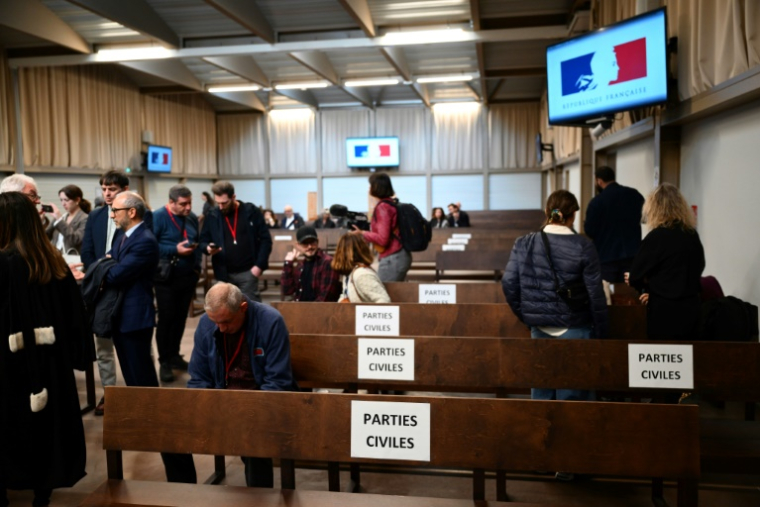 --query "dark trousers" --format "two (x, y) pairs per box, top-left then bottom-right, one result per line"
(154, 270), (199, 364)
(161, 454), (273, 487)
(112, 327), (158, 387)
(600, 258), (634, 284)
